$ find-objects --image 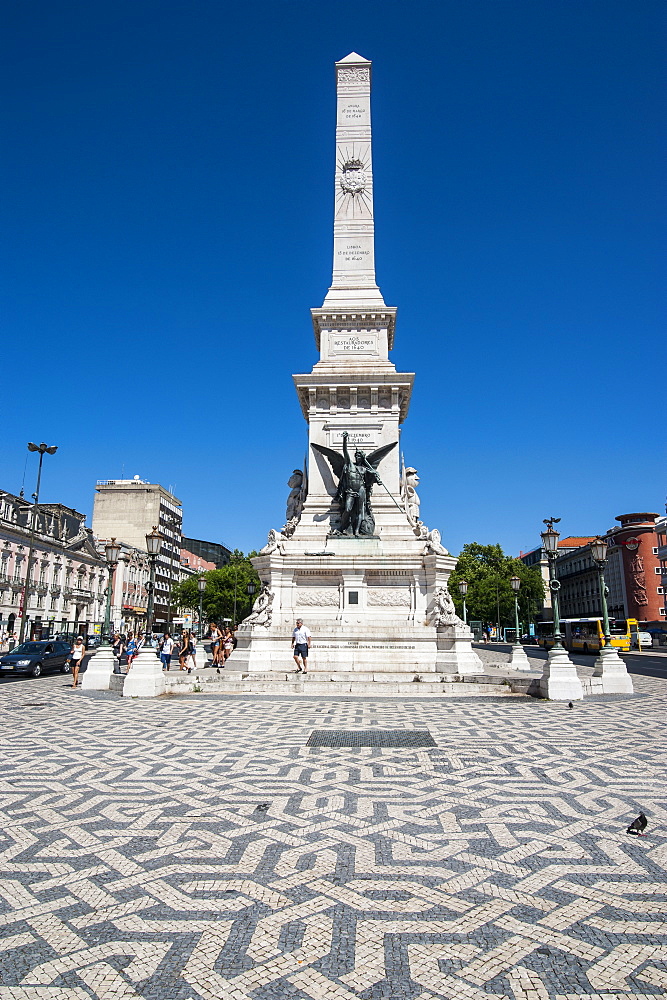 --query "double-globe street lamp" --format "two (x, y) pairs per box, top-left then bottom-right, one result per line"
(121, 527), (167, 698)
(589, 536), (633, 693)
(539, 518), (583, 700)
(18, 442), (58, 644)
(457, 579), (468, 625)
